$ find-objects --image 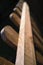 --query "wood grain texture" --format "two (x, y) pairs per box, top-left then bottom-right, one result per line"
(9, 11), (40, 34)
(0, 57), (14, 65)
(32, 27), (43, 44)
(9, 9), (43, 52)
(13, 8), (21, 17)
(1, 26), (43, 64)
(33, 35), (43, 53)
(15, 2), (36, 65)
(13, 0), (23, 12)
(9, 13), (20, 27)
(36, 51), (43, 65)
(1, 26), (18, 48)
(9, 9), (43, 44)
(1, 22), (43, 53)
(16, 0), (23, 10)
(1, 25), (43, 54)
(11, 1), (41, 36)
(31, 17), (41, 35)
